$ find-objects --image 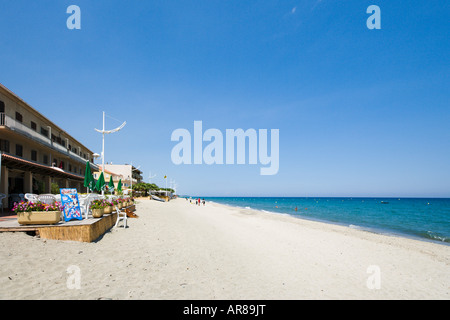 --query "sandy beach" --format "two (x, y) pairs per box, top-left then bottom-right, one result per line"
(0, 198), (448, 300)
